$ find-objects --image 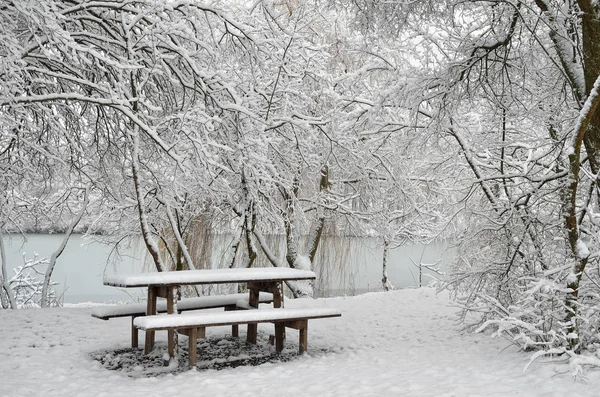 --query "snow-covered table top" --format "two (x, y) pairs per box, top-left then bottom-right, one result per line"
(104, 267), (316, 288)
